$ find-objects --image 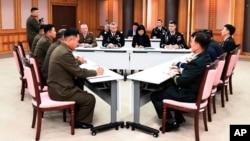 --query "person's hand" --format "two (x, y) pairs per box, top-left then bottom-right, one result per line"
(172, 61), (178, 66)
(76, 56), (84, 64)
(138, 45), (144, 48)
(169, 66), (180, 72)
(172, 44), (179, 49)
(168, 68), (180, 77)
(107, 43), (115, 48)
(96, 67), (104, 75)
(165, 45), (172, 49)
